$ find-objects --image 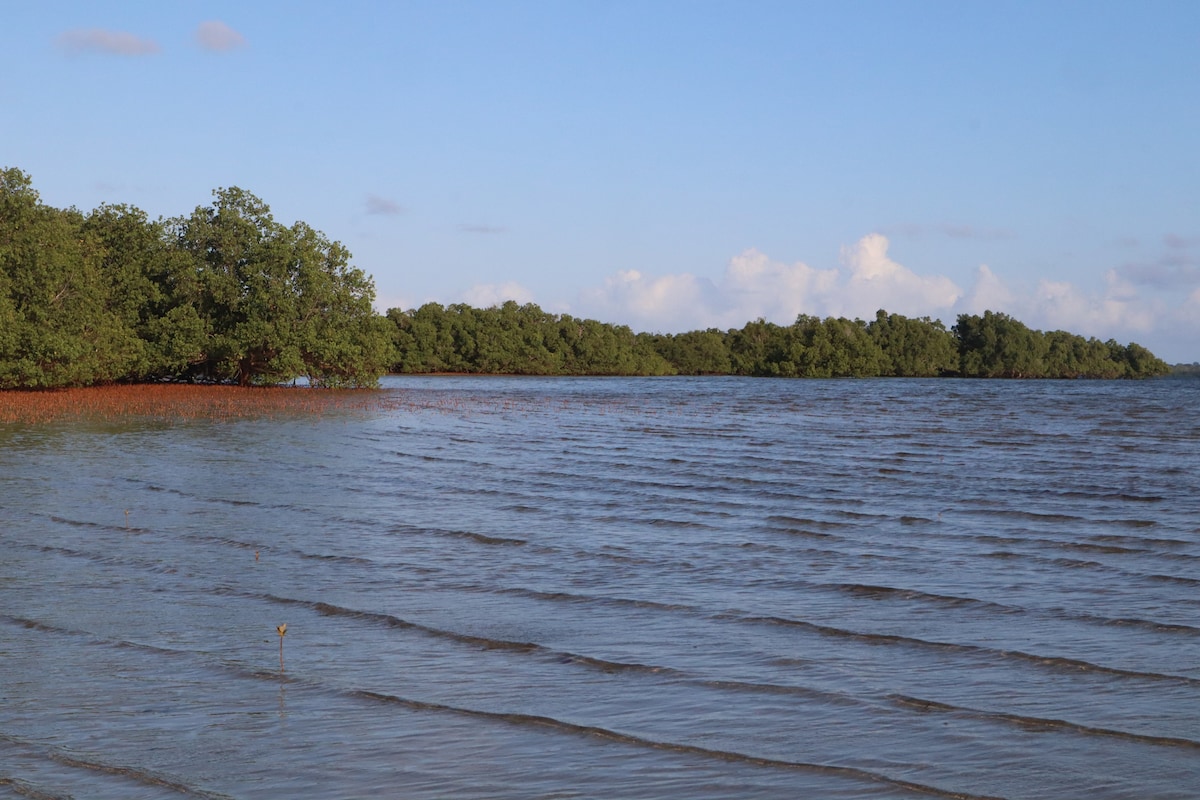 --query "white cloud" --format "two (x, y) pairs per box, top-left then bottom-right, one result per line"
(567, 232), (1197, 360)
(953, 266), (1160, 341)
(1020, 271), (1159, 336)
(723, 249), (838, 326)
(838, 233), (960, 317)
(578, 270), (716, 331)
(195, 21), (246, 52)
(575, 234), (959, 332)
(463, 281), (535, 308)
(958, 264), (1015, 315)
(57, 29), (160, 56)
(956, 266), (1197, 359)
